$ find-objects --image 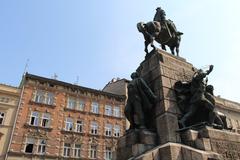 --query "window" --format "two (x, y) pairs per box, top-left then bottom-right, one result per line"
(37, 139), (46, 154)
(113, 125), (121, 137)
(90, 121), (98, 135)
(113, 106), (121, 117)
(25, 138), (35, 153)
(105, 105), (112, 116)
(0, 97), (10, 103)
(63, 143), (71, 157)
(91, 102), (99, 114)
(73, 144), (81, 158)
(89, 145), (97, 159)
(41, 113), (50, 128)
(30, 111), (39, 126)
(65, 118), (73, 131)
(75, 120), (83, 133)
(34, 90), (54, 105)
(105, 124), (112, 136)
(46, 92), (54, 105)
(35, 90), (45, 103)
(67, 97), (76, 109)
(0, 112), (5, 125)
(76, 100), (85, 111)
(105, 147), (112, 160)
